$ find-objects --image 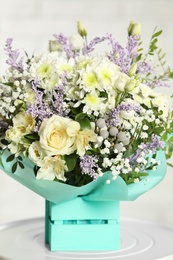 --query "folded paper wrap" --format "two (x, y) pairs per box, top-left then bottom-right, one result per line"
(0, 149), (167, 204)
